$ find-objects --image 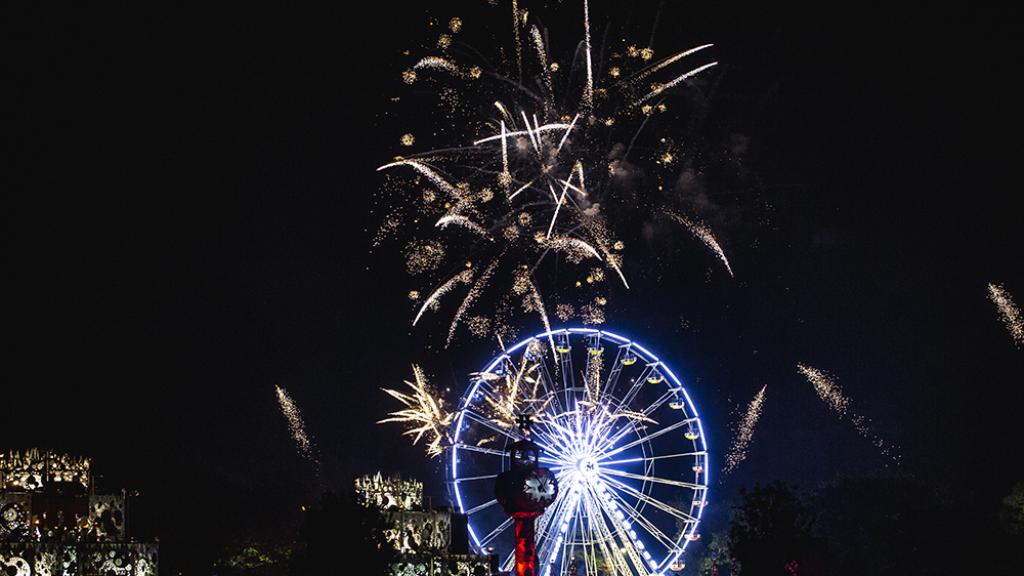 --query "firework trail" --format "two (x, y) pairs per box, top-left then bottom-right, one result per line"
(413, 269), (474, 326)
(988, 283), (1024, 347)
(668, 212), (734, 277)
(797, 364), (900, 465)
(379, 365), (456, 458)
(275, 385), (320, 467)
(515, 270), (557, 357)
(447, 255), (502, 347)
(436, 213), (492, 239)
(377, 1), (722, 340)
(723, 385), (766, 475)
